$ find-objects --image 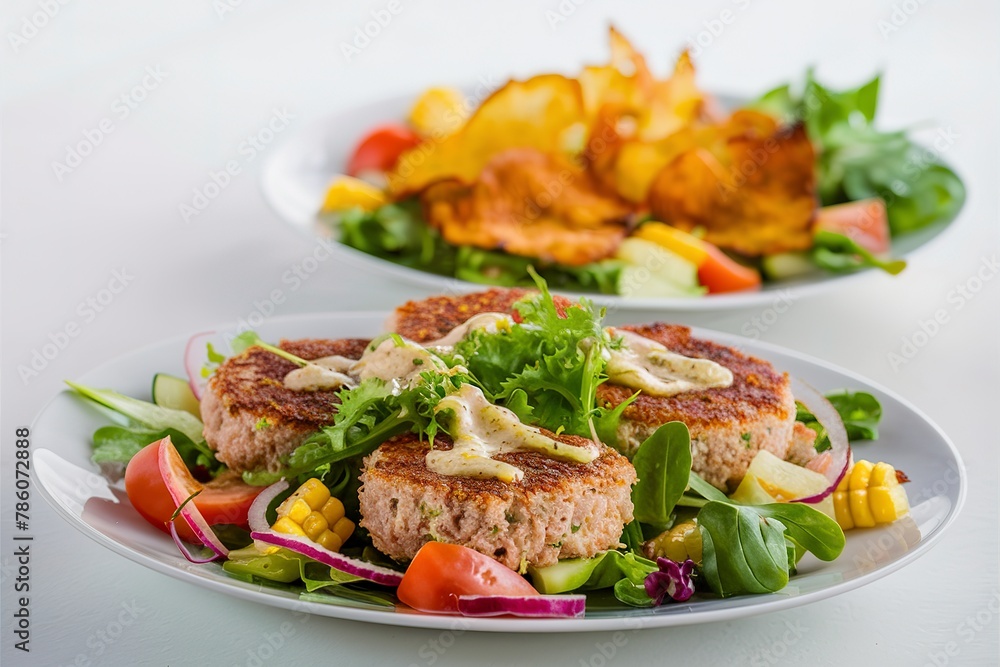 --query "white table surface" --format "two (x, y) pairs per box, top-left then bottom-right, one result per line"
(2, 1), (998, 664)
